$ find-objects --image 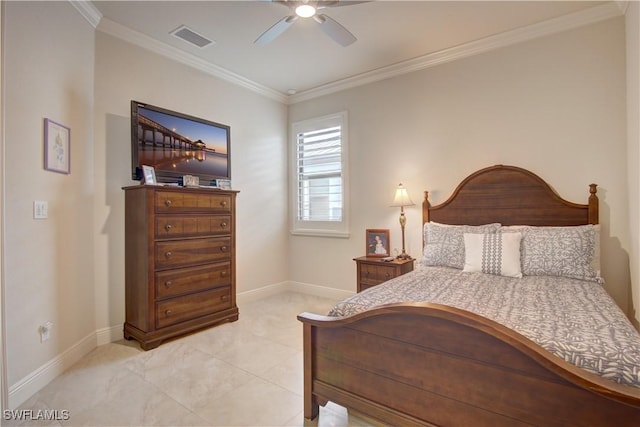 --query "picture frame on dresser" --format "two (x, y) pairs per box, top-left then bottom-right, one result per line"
(217, 179), (231, 190)
(366, 229), (390, 257)
(142, 165), (157, 185)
